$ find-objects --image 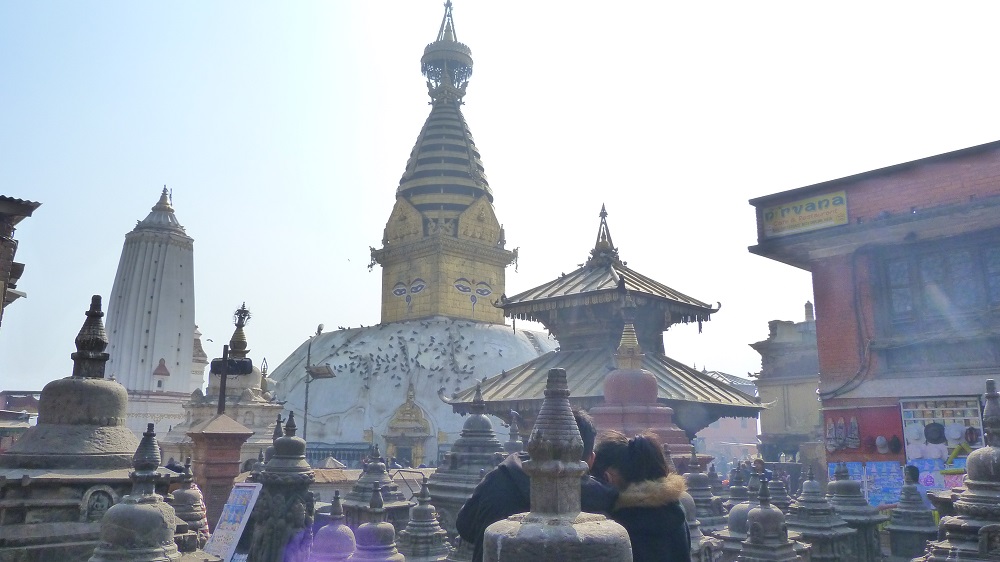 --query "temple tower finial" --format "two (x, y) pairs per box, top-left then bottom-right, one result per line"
(422, 0), (473, 103)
